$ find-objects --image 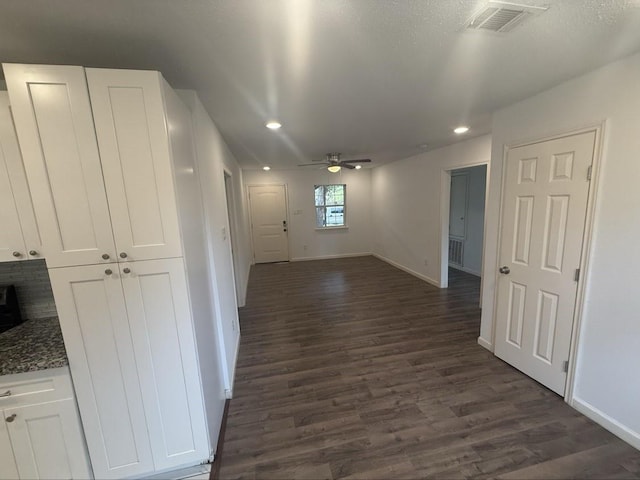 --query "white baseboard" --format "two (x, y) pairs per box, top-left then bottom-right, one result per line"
(373, 253), (440, 288)
(477, 336), (493, 351)
(449, 264), (481, 277)
(291, 252), (371, 262)
(571, 397), (640, 450)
